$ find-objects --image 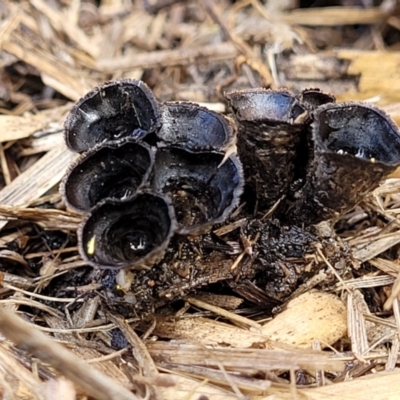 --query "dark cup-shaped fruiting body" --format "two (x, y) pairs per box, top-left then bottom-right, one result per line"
(225, 88), (307, 212)
(298, 88), (336, 111)
(79, 192), (177, 269)
(65, 79), (160, 152)
(285, 102), (400, 225)
(157, 102), (236, 154)
(61, 140), (154, 212)
(151, 147), (244, 234)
